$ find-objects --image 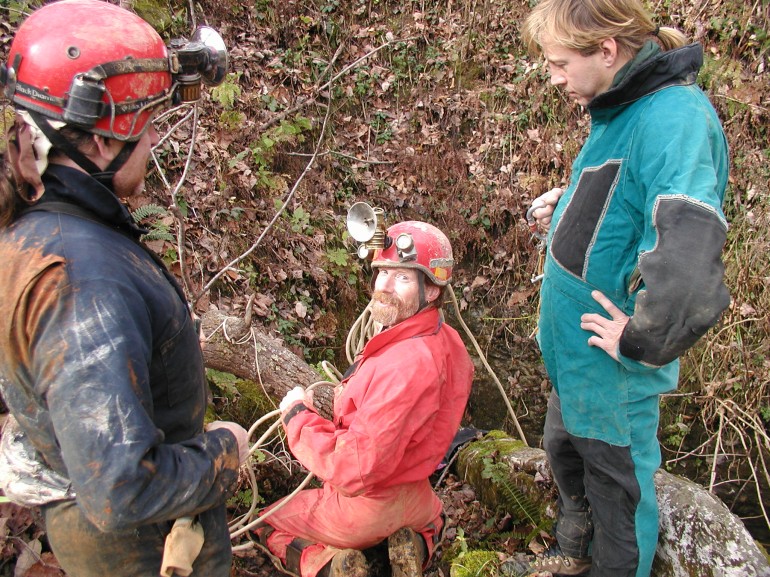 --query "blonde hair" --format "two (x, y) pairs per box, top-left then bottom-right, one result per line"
(521, 0), (688, 57)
